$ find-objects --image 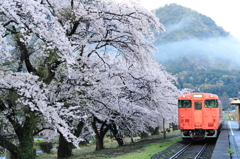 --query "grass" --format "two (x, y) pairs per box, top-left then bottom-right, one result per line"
(36, 130), (181, 159)
(113, 137), (181, 159)
(226, 148), (235, 154)
(222, 113), (229, 121)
